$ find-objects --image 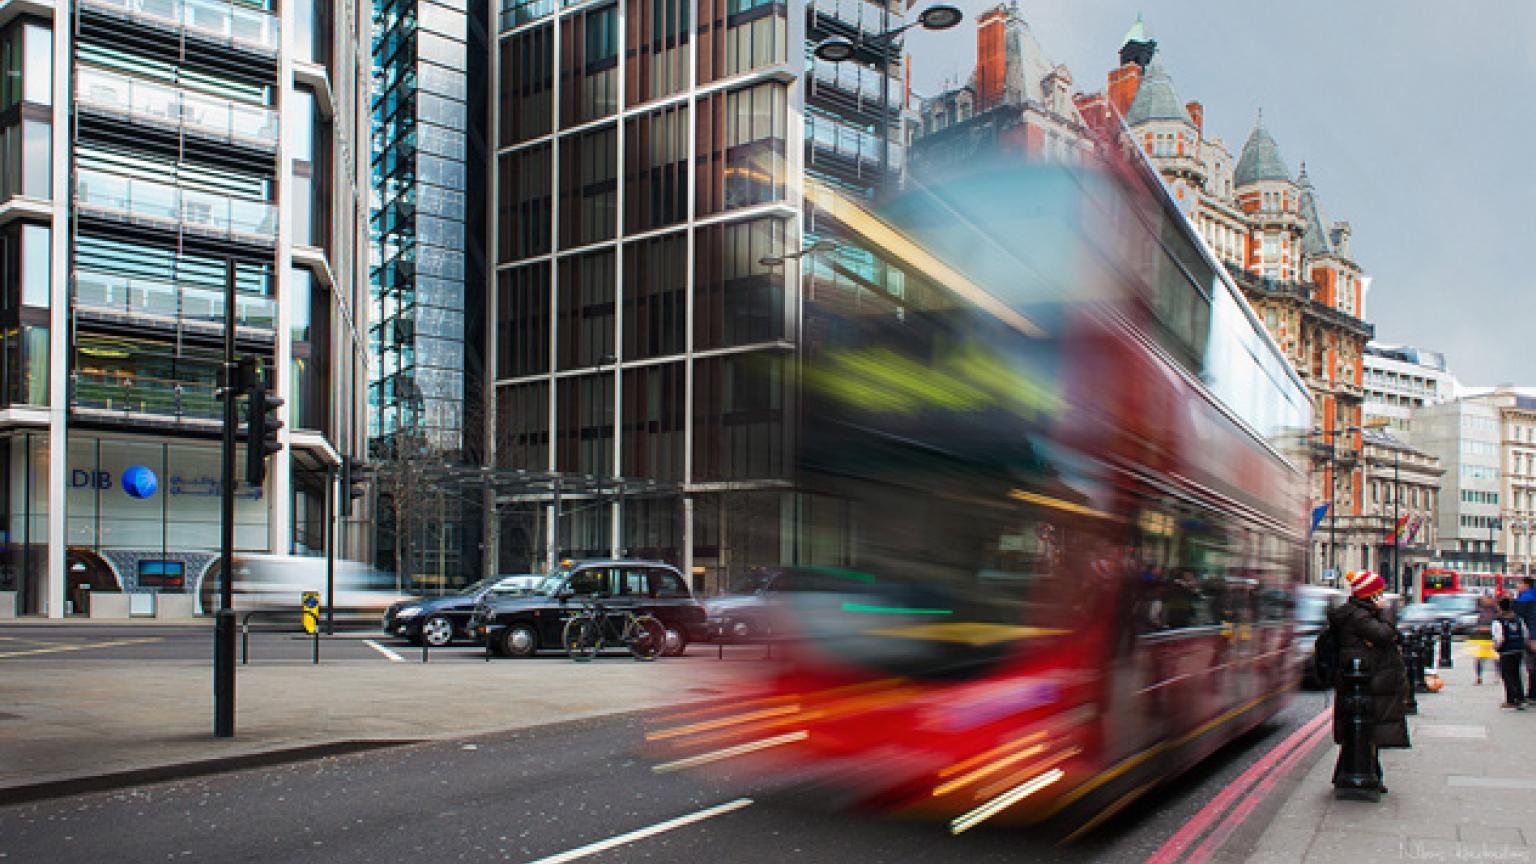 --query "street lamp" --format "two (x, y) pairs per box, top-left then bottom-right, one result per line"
(1311, 418), (1389, 584)
(759, 238), (836, 268)
(812, 3), (964, 179)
